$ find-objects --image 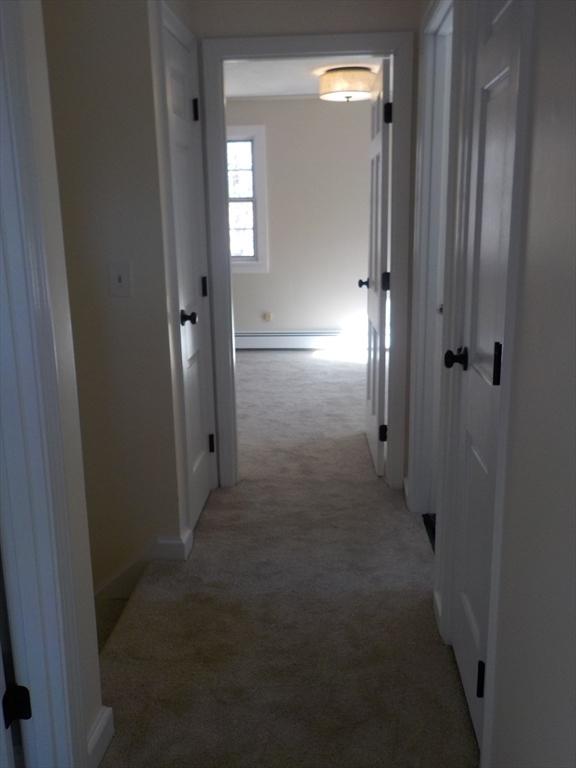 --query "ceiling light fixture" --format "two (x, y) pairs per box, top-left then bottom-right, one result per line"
(318, 66), (375, 103)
